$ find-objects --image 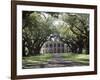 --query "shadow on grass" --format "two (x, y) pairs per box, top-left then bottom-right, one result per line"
(22, 53), (89, 69)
